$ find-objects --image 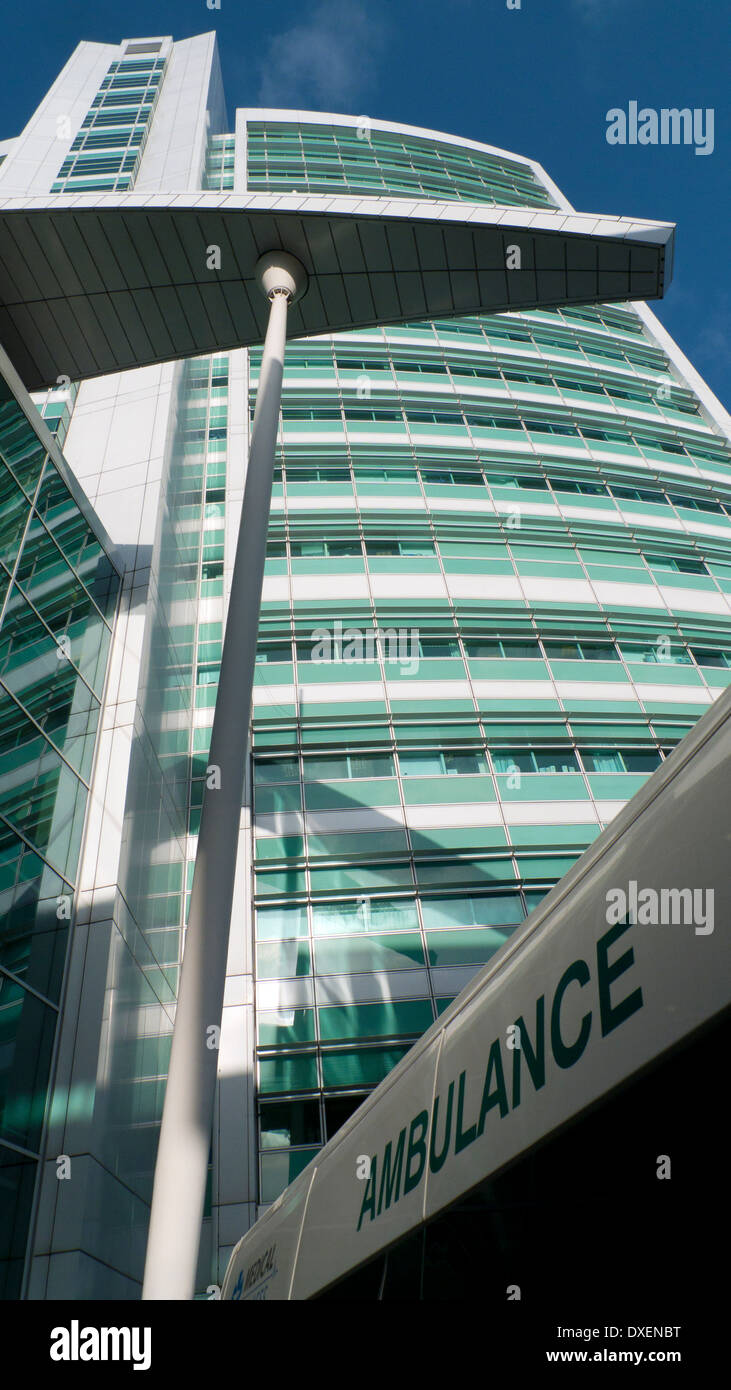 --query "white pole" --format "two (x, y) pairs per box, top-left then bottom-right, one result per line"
(142, 253), (307, 1300)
